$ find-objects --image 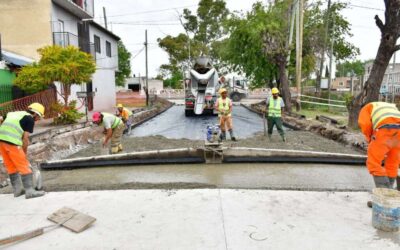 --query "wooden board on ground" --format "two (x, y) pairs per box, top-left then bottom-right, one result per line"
(47, 207), (96, 233)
